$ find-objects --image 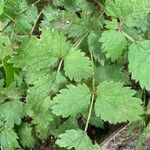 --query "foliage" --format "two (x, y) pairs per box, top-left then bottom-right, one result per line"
(0, 0), (150, 149)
